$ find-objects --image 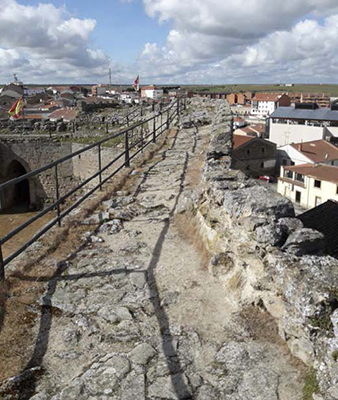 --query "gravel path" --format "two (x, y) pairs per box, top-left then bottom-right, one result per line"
(25, 126), (304, 400)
